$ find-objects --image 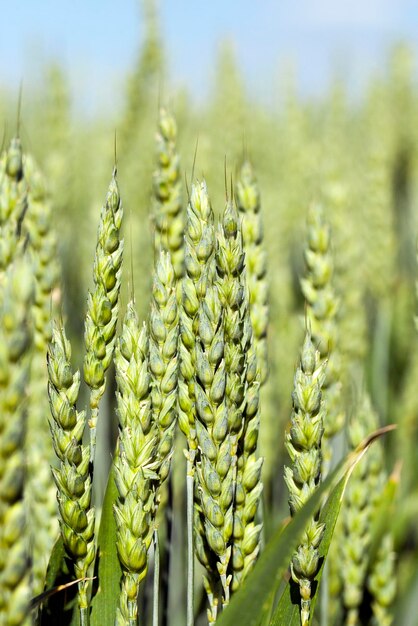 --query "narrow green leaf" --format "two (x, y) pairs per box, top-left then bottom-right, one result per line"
(216, 463), (342, 626)
(216, 427), (393, 626)
(90, 464), (122, 626)
(38, 537), (77, 625)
